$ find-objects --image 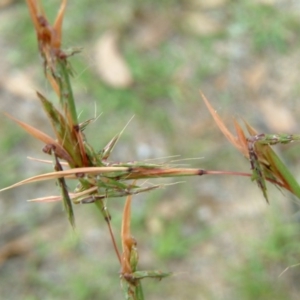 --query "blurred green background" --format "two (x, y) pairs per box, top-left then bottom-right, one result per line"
(1, 0), (300, 299)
